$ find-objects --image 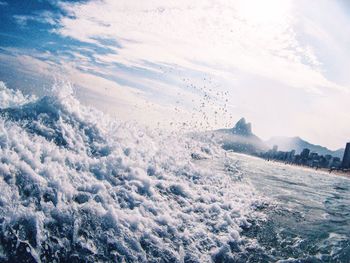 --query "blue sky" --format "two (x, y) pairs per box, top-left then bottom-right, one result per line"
(1, 0), (350, 149)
